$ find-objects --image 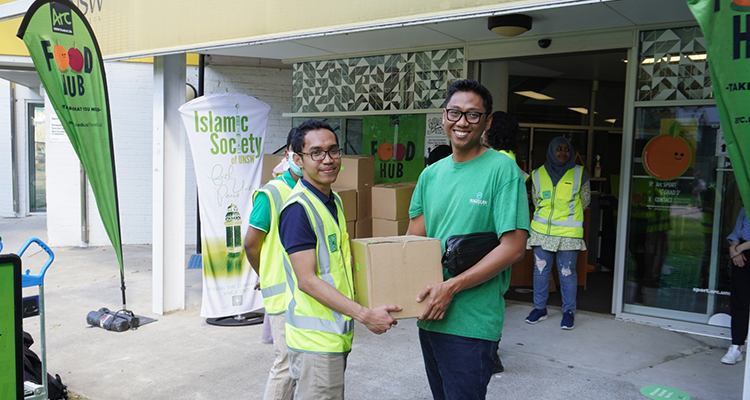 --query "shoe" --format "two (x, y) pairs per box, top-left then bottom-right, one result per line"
(561, 311), (575, 330)
(722, 345), (743, 365)
(525, 308), (548, 324)
(493, 353), (504, 374)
